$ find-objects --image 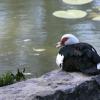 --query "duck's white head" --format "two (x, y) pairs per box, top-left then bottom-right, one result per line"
(56, 34), (79, 48)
